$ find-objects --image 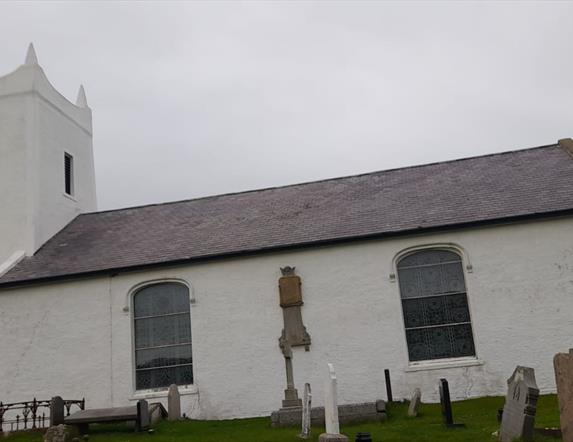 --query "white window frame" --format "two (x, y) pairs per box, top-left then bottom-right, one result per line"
(393, 244), (480, 369)
(130, 279), (195, 394)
